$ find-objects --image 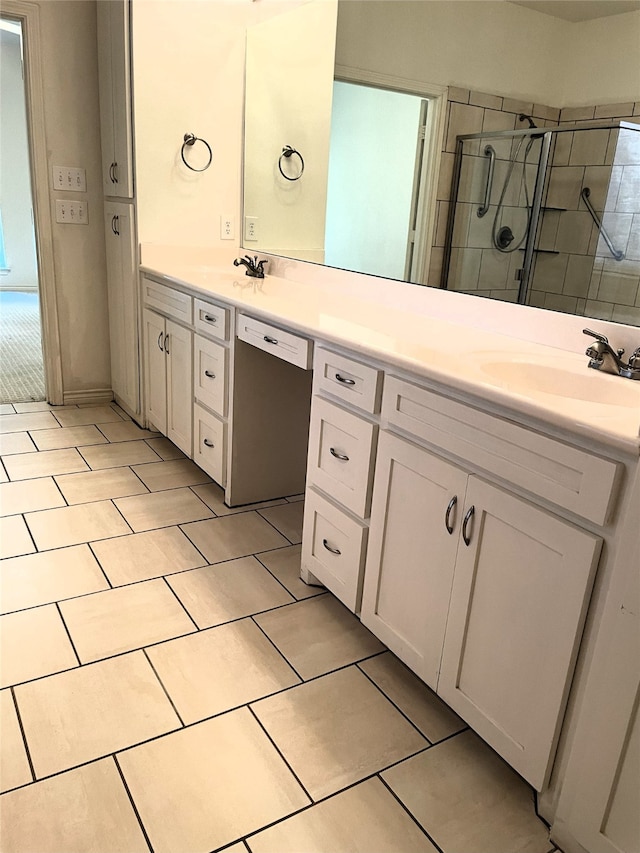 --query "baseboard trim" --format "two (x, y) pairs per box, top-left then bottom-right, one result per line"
(63, 388), (114, 406)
